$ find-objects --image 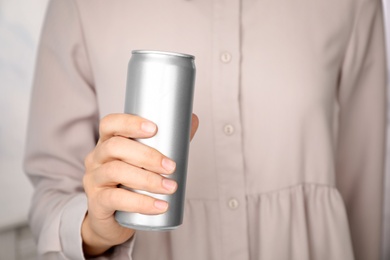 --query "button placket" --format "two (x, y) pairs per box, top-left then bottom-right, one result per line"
(211, 0), (248, 258)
